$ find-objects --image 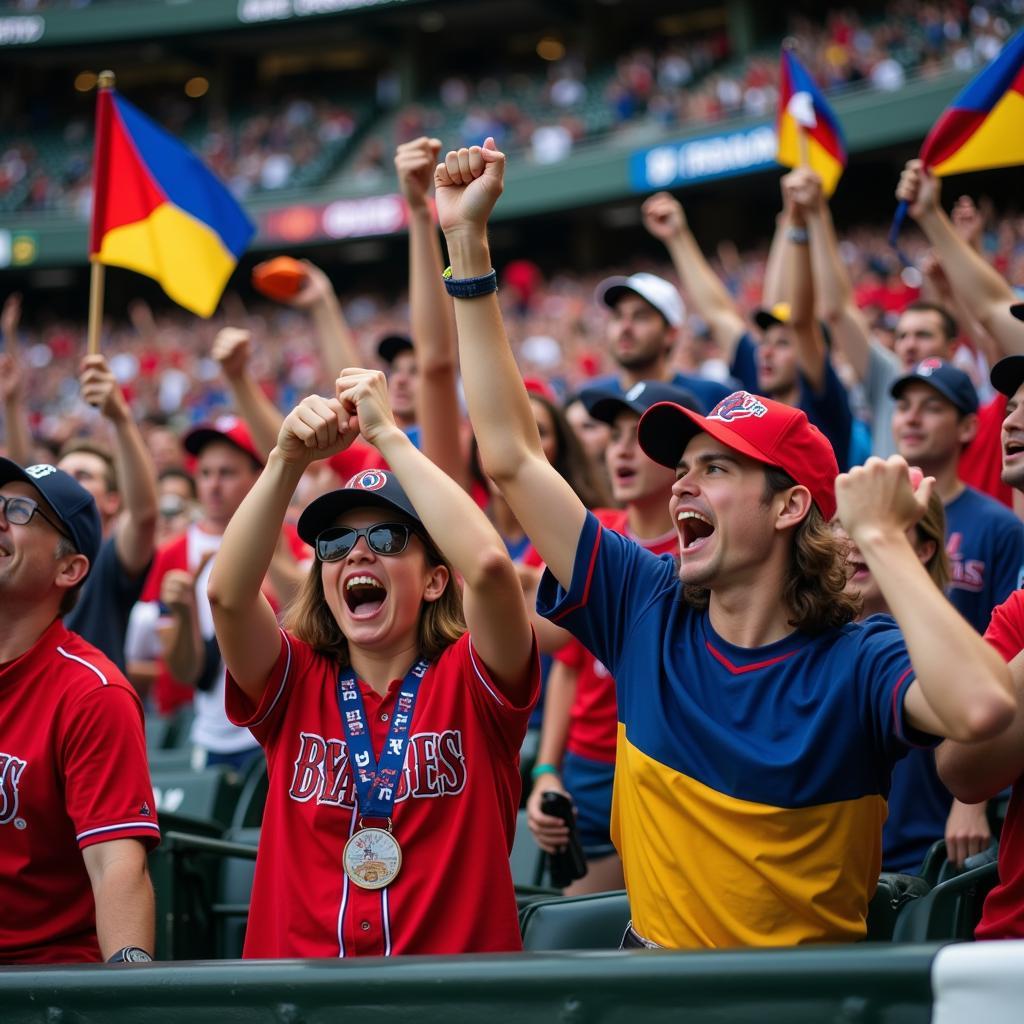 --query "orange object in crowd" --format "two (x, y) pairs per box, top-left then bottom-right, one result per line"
(252, 257), (307, 301)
